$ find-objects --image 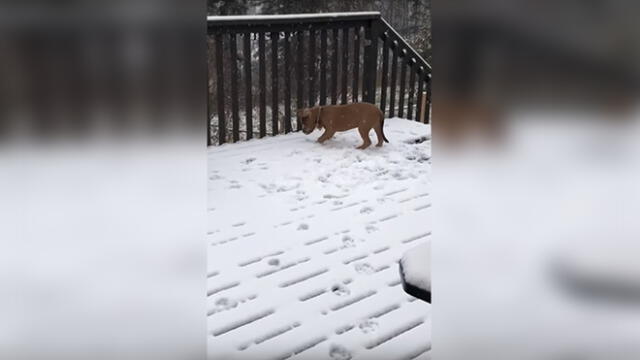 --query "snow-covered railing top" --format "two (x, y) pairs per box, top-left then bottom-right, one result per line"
(207, 12), (431, 145)
(207, 12), (381, 25)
